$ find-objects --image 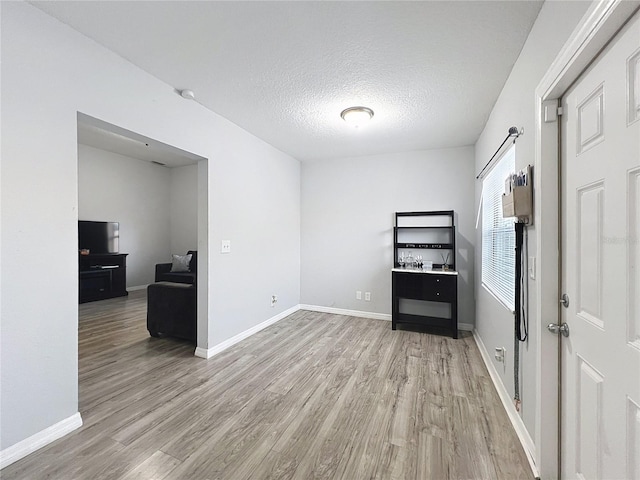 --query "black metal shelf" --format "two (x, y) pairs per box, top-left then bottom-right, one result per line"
(394, 226), (454, 230)
(394, 262), (451, 269)
(392, 210), (457, 338)
(395, 210), (454, 217)
(396, 243), (453, 249)
(393, 313), (451, 329)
